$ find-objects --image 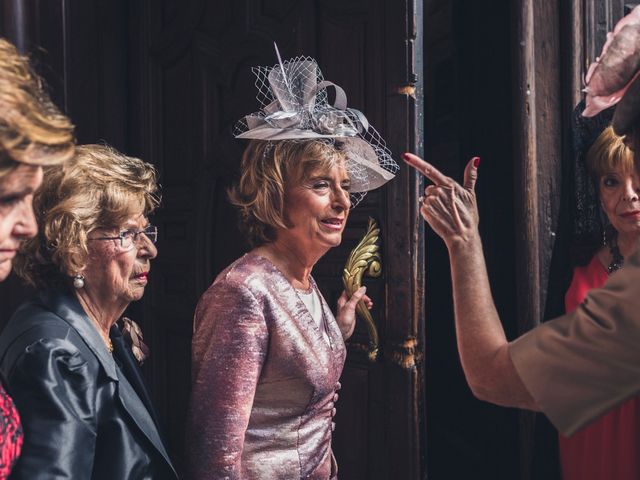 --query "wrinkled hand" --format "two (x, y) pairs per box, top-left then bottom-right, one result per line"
(403, 153), (480, 248)
(335, 286), (372, 340)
